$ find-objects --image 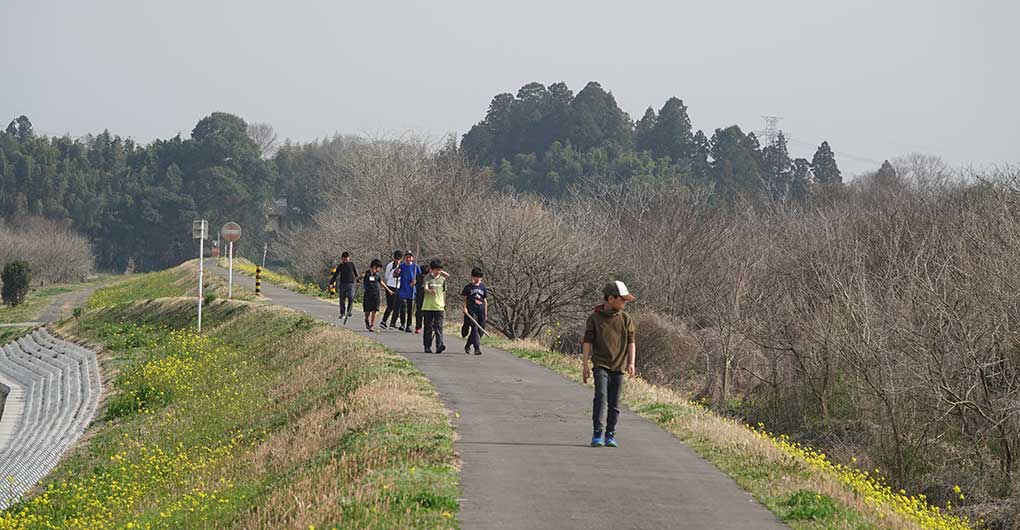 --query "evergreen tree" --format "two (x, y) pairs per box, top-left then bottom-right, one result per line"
(648, 97), (695, 164)
(1, 260), (31, 306)
(791, 158), (812, 199)
(710, 125), (761, 198)
(811, 141), (842, 184)
(872, 159), (899, 188)
(509, 82), (552, 155)
(634, 107), (657, 153)
(5, 116), (32, 140)
(566, 81), (632, 151)
(761, 132), (793, 198)
(689, 130), (711, 182)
